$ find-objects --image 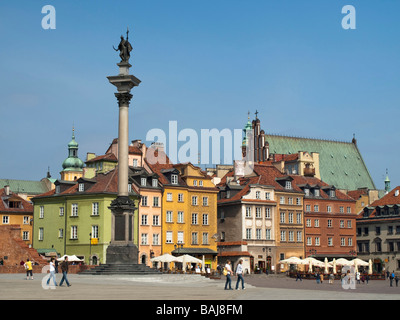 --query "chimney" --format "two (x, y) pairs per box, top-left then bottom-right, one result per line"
(4, 185), (10, 196)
